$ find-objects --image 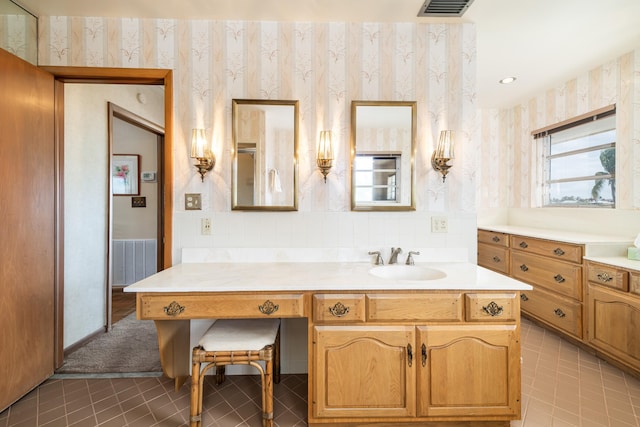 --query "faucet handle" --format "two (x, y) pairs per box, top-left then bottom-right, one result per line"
(368, 251), (384, 265)
(405, 251), (420, 265)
